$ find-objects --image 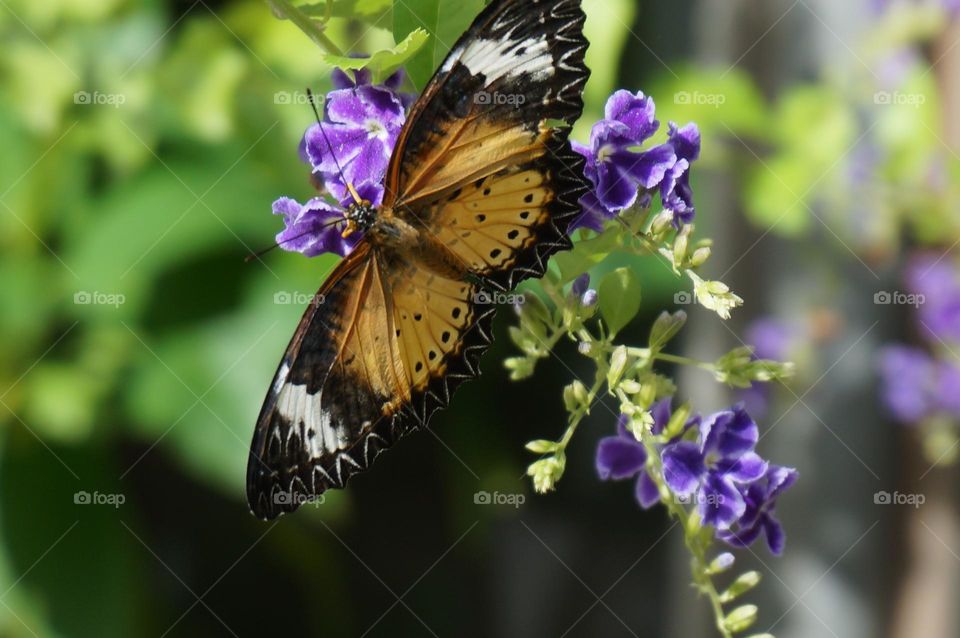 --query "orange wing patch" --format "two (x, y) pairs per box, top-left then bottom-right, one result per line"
(427, 167), (555, 274)
(388, 260), (477, 389)
(394, 119), (552, 208)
